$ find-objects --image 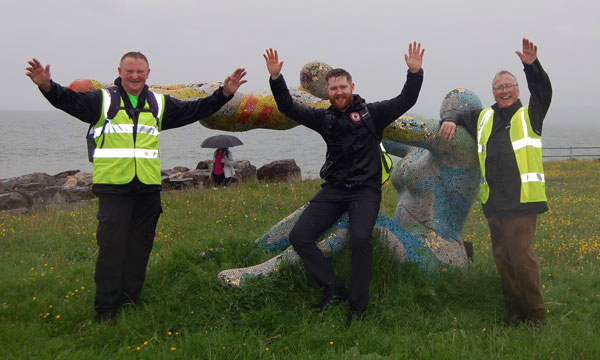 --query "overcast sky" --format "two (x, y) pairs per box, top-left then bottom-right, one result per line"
(2, 0), (598, 122)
